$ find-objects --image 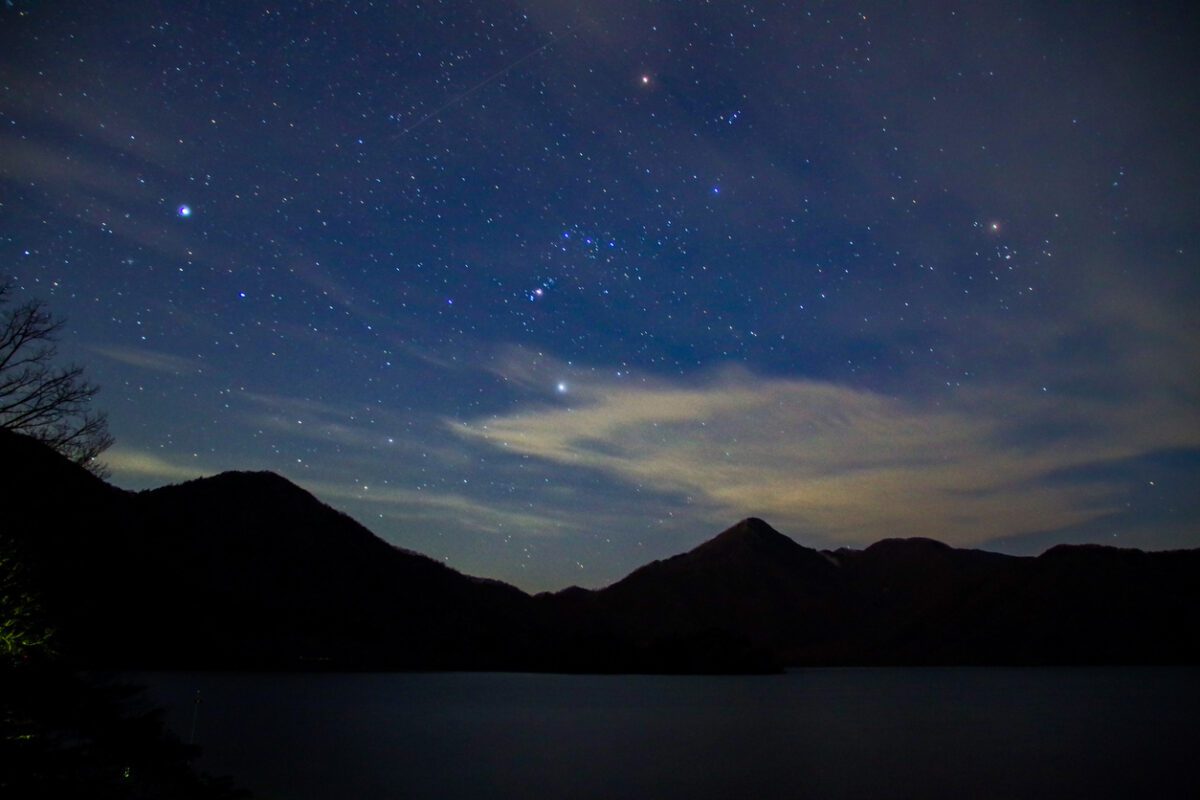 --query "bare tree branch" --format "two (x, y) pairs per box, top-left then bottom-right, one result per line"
(0, 282), (113, 476)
